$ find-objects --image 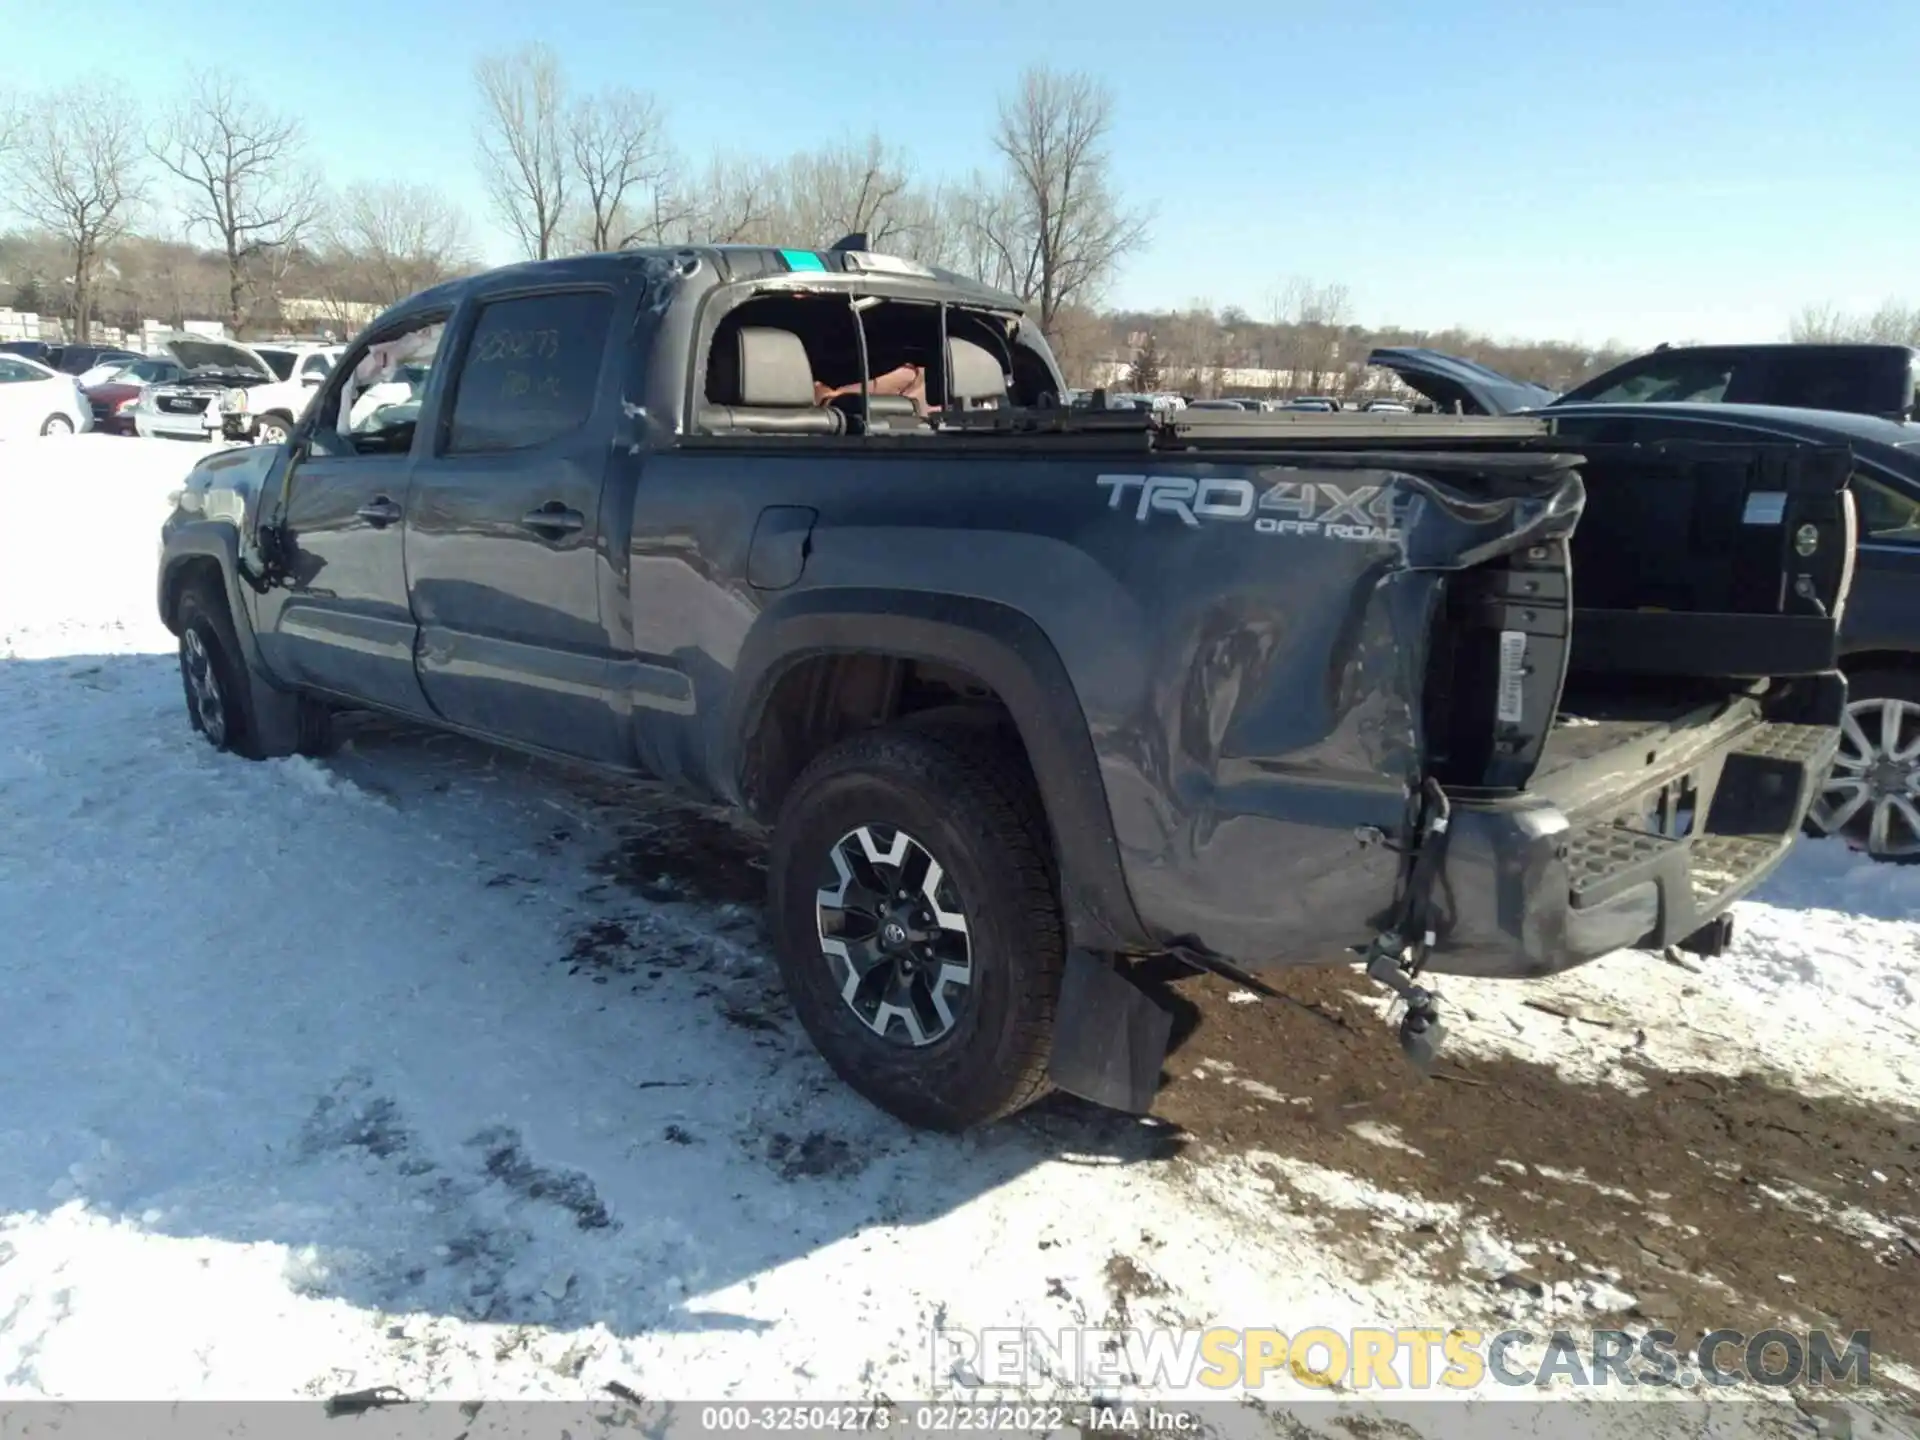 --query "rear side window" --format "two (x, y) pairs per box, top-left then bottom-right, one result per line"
(446, 290), (614, 454)
(1581, 355), (1734, 404)
(1851, 471), (1920, 542)
(1751, 351), (1907, 414)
